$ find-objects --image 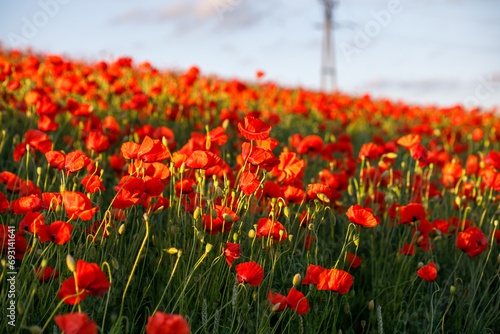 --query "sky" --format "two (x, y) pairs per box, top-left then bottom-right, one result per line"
(0, 0), (499, 109)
